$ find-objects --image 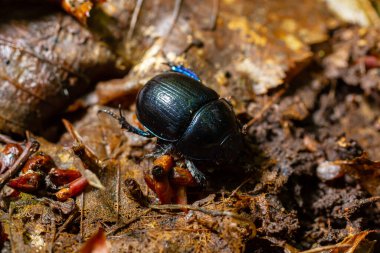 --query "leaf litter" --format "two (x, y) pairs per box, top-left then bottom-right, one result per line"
(0, 0), (379, 252)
